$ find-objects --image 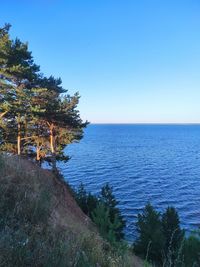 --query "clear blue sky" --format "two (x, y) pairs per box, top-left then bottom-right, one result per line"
(1, 1), (200, 123)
